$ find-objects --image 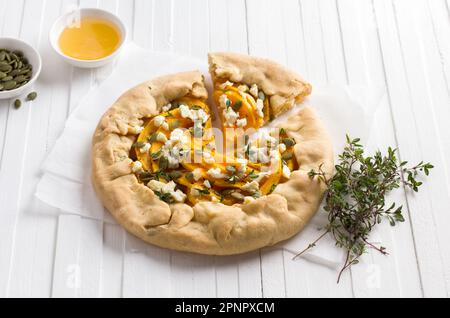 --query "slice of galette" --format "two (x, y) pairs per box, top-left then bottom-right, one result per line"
(209, 52), (312, 130)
